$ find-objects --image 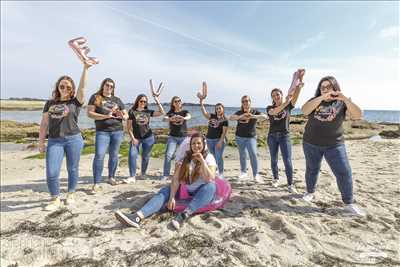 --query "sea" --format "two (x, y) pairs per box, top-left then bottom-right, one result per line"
(1, 104), (399, 129)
